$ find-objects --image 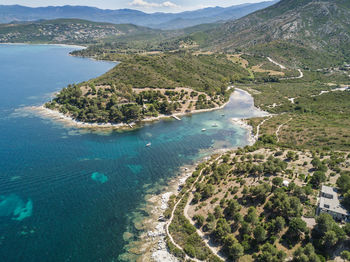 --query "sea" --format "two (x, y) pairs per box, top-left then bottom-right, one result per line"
(0, 44), (265, 261)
